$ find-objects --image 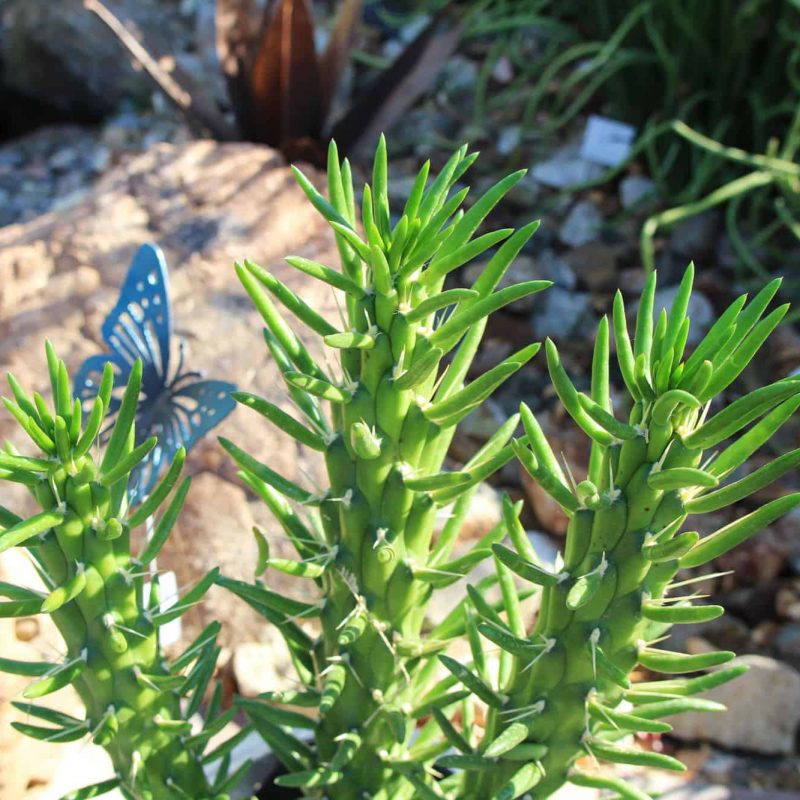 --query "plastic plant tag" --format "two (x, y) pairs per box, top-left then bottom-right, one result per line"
(580, 115), (636, 167)
(147, 570), (182, 647)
